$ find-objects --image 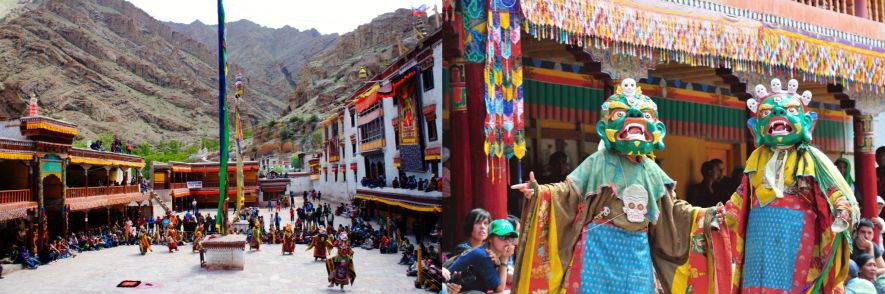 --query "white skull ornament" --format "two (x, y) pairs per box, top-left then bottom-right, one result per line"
(801, 90), (813, 106)
(770, 78), (784, 94)
(621, 78), (637, 98)
(621, 185), (649, 223)
(754, 84), (768, 98)
(787, 79), (799, 95)
(747, 98), (759, 114)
